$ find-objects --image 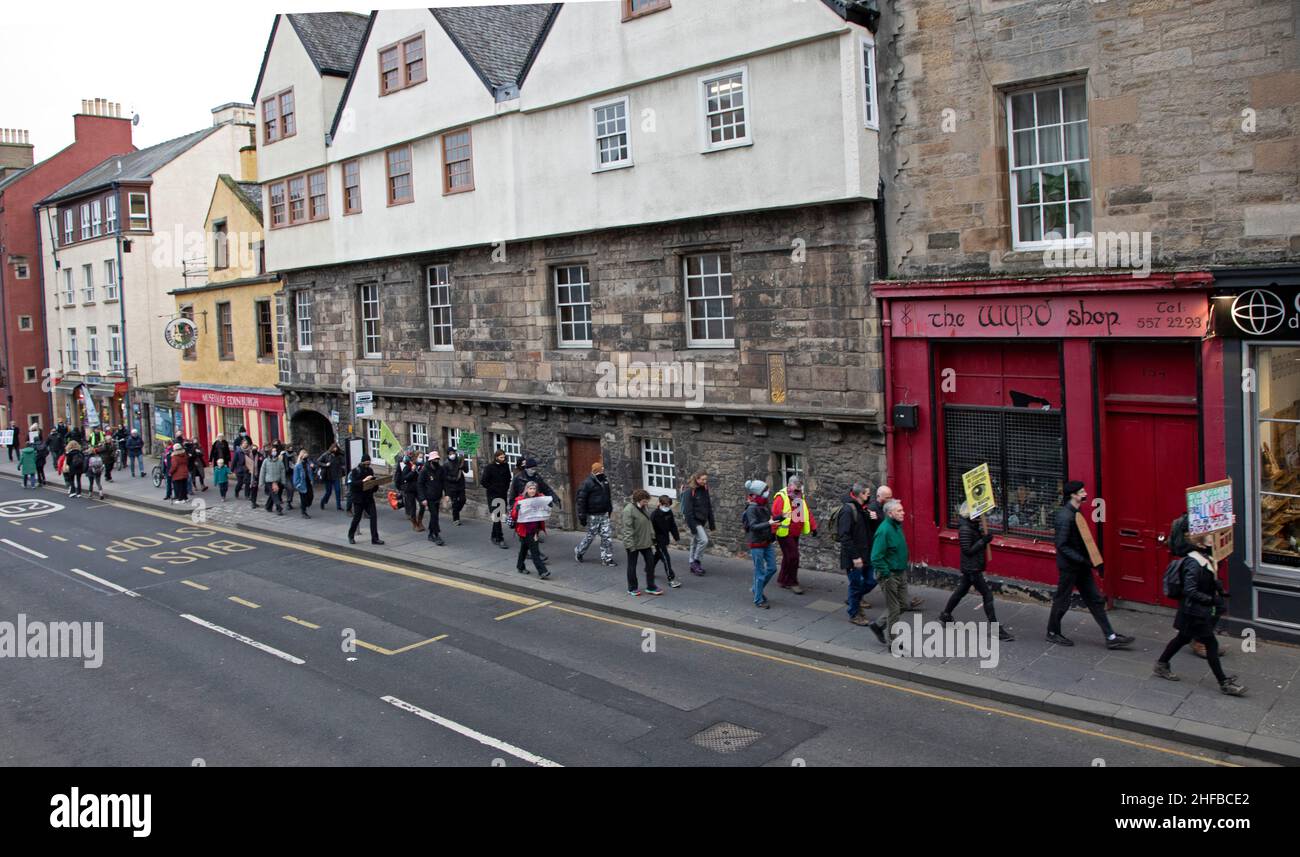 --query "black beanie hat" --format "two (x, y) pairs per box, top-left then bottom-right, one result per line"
(1063, 480), (1085, 498)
